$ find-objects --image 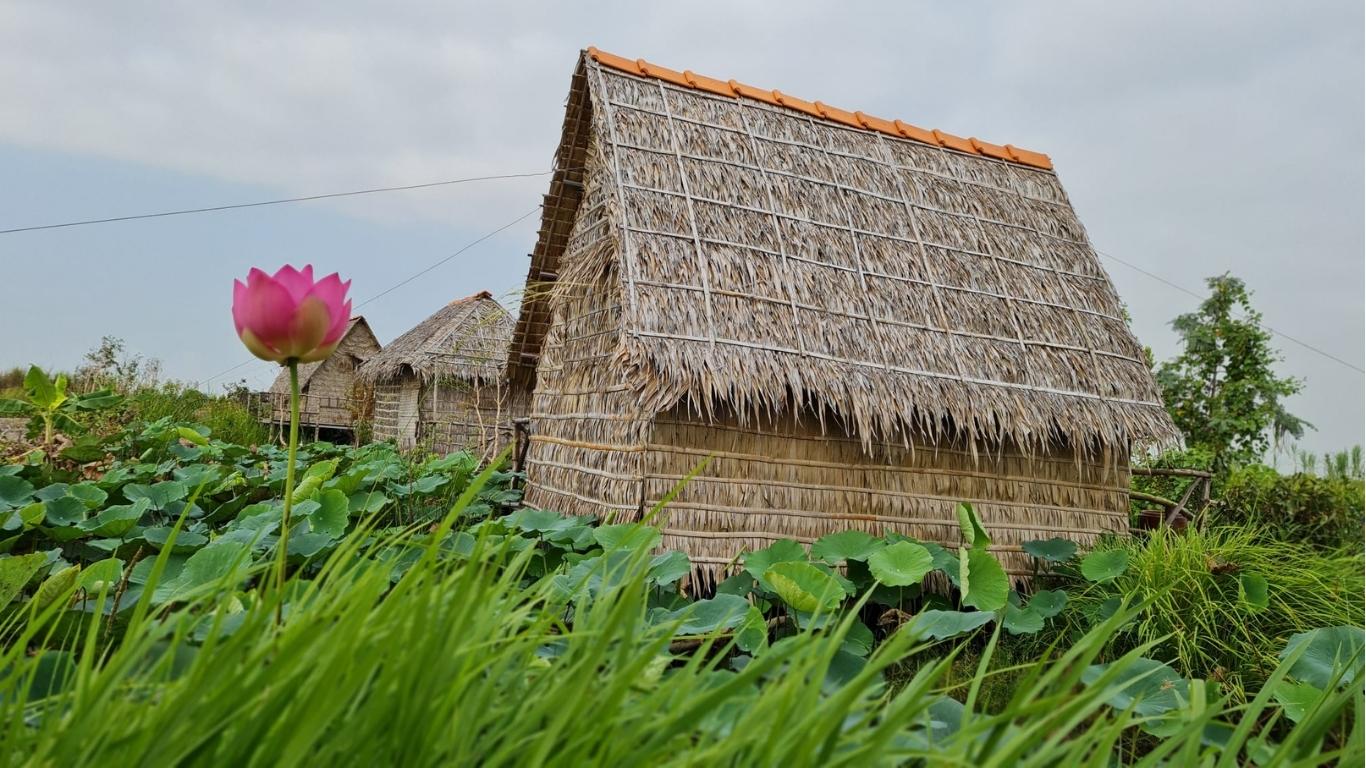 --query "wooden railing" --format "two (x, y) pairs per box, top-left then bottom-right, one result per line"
(247, 392), (362, 430)
(1129, 466), (1213, 532)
